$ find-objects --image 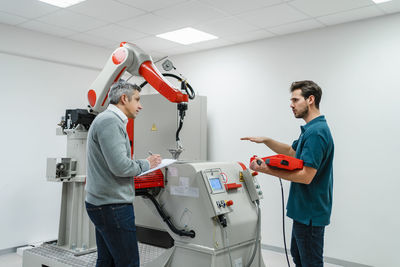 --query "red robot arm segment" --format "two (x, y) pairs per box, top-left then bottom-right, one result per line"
(139, 61), (189, 103)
